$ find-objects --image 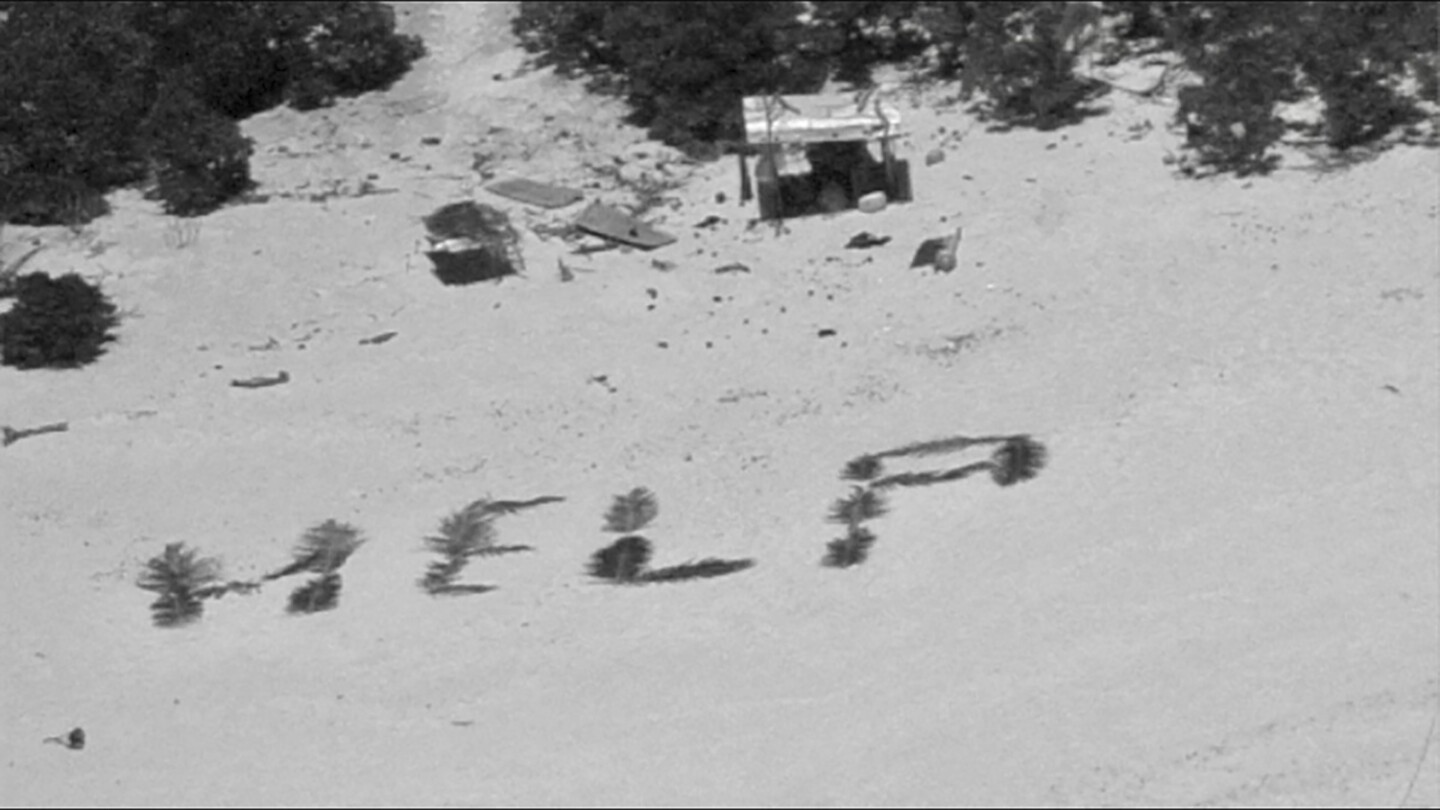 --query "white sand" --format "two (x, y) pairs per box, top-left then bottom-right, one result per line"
(3, 3), (1437, 806)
